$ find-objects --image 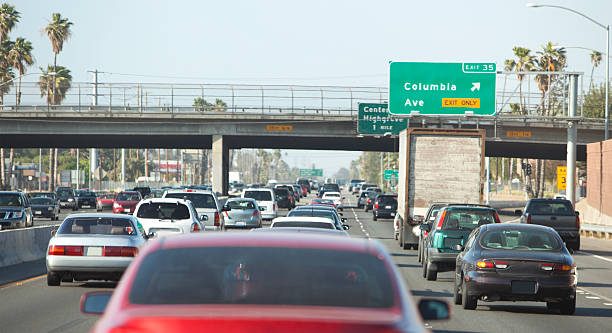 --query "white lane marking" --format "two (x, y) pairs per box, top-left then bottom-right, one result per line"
(585, 296), (601, 300)
(576, 250), (612, 264)
(576, 289), (585, 293)
(603, 303), (612, 306)
(347, 196), (370, 239)
(578, 287), (612, 304)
